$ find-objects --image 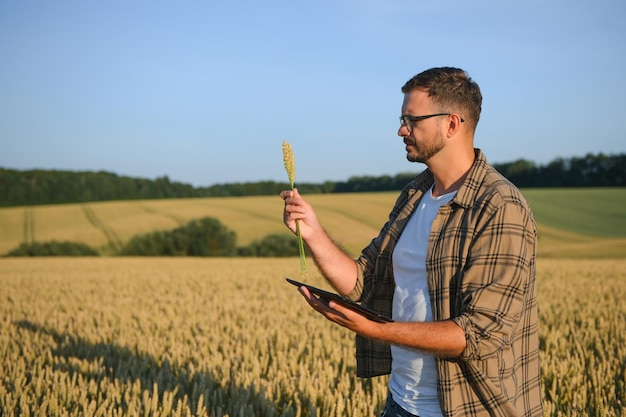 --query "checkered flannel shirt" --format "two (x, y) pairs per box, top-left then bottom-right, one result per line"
(347, 149), (542, 416)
